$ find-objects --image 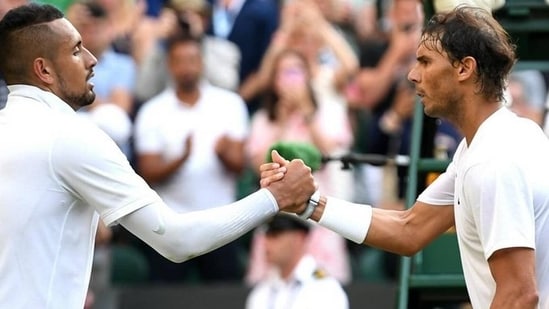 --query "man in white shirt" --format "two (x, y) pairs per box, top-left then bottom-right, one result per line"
(262, 6), (548, 309)
(0, 4), (315, 308)
(133, 31), (250, 282)
(246, 214), (348, 309)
